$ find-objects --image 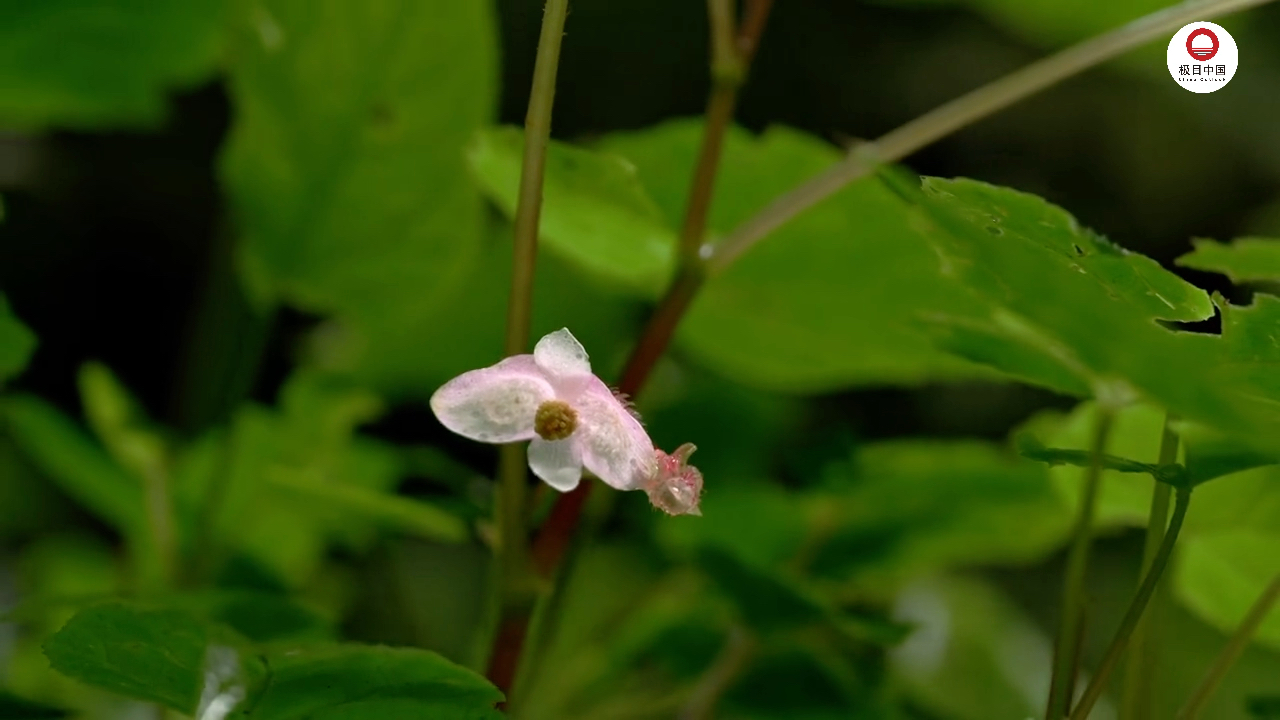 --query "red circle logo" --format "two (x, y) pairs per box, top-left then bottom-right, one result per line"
(1186, 28), (1219, 61)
